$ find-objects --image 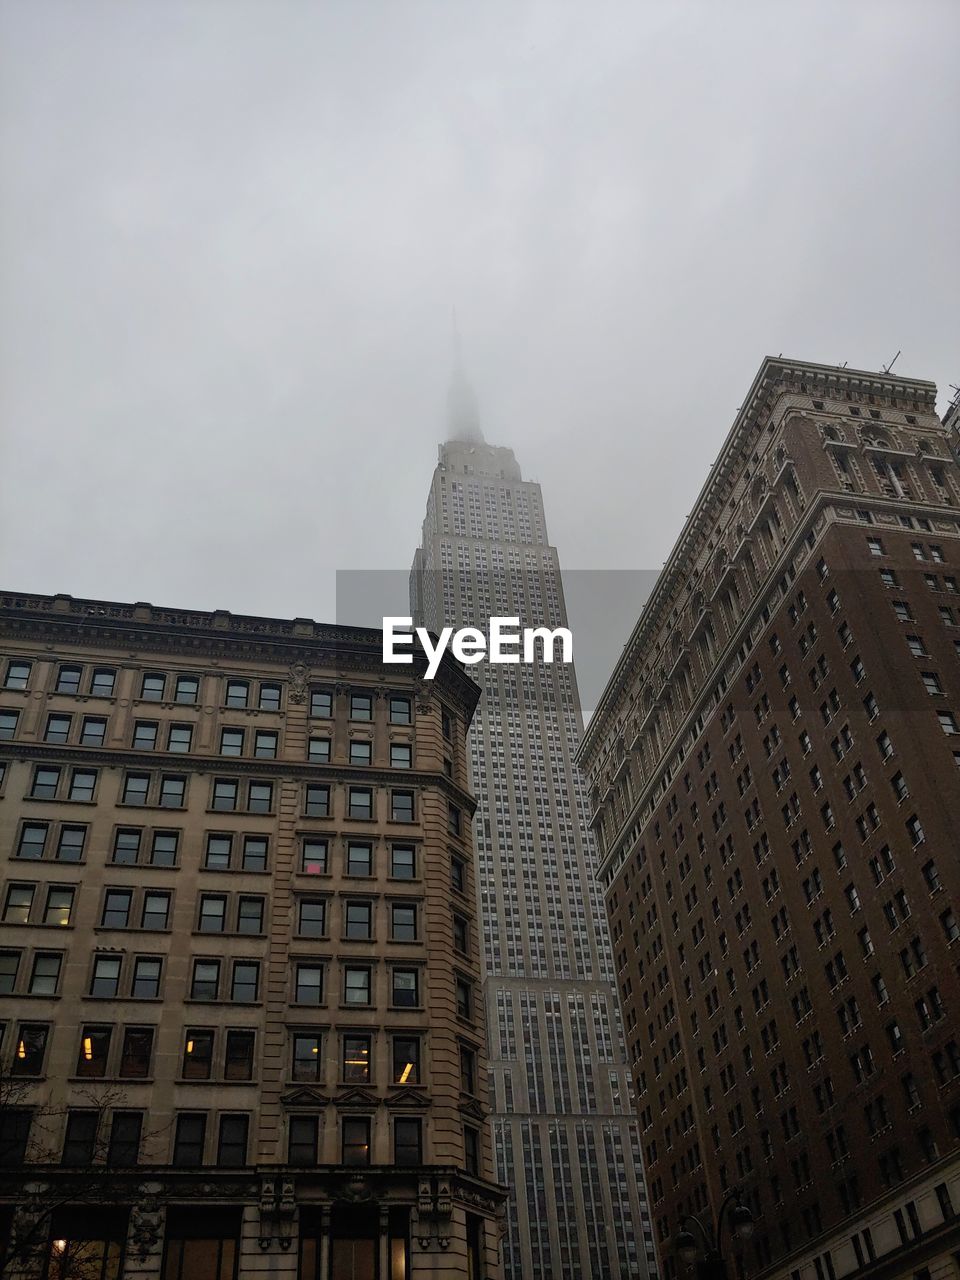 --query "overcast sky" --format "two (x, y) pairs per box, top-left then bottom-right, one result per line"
(2, 1), (958, 644)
